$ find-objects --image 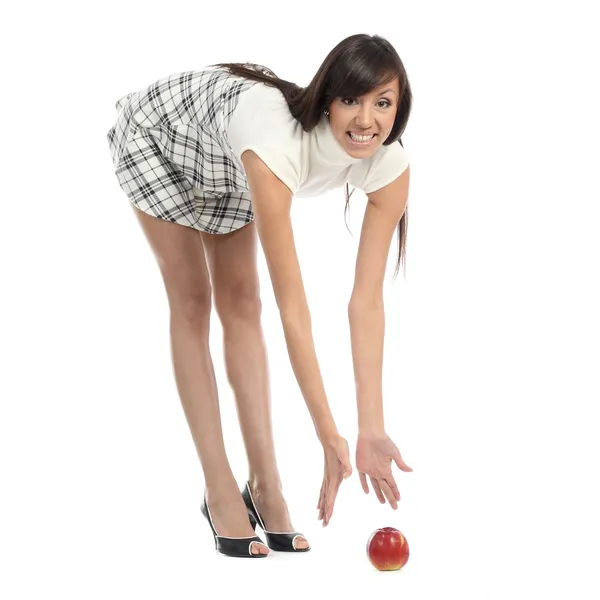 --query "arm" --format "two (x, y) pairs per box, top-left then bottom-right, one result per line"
(241, 150), (339, 443)
(348, 166), (410, 435)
